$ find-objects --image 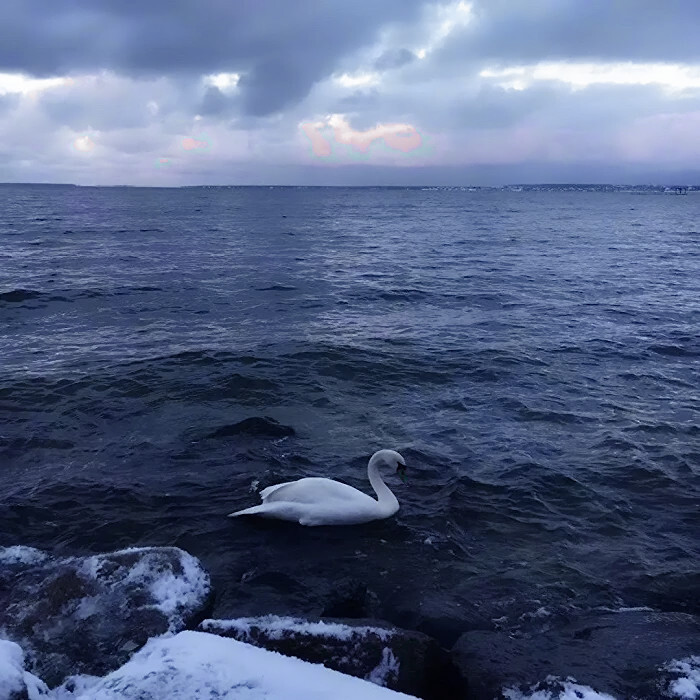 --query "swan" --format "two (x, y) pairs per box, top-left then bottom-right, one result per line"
(227, 449), (407, 526)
